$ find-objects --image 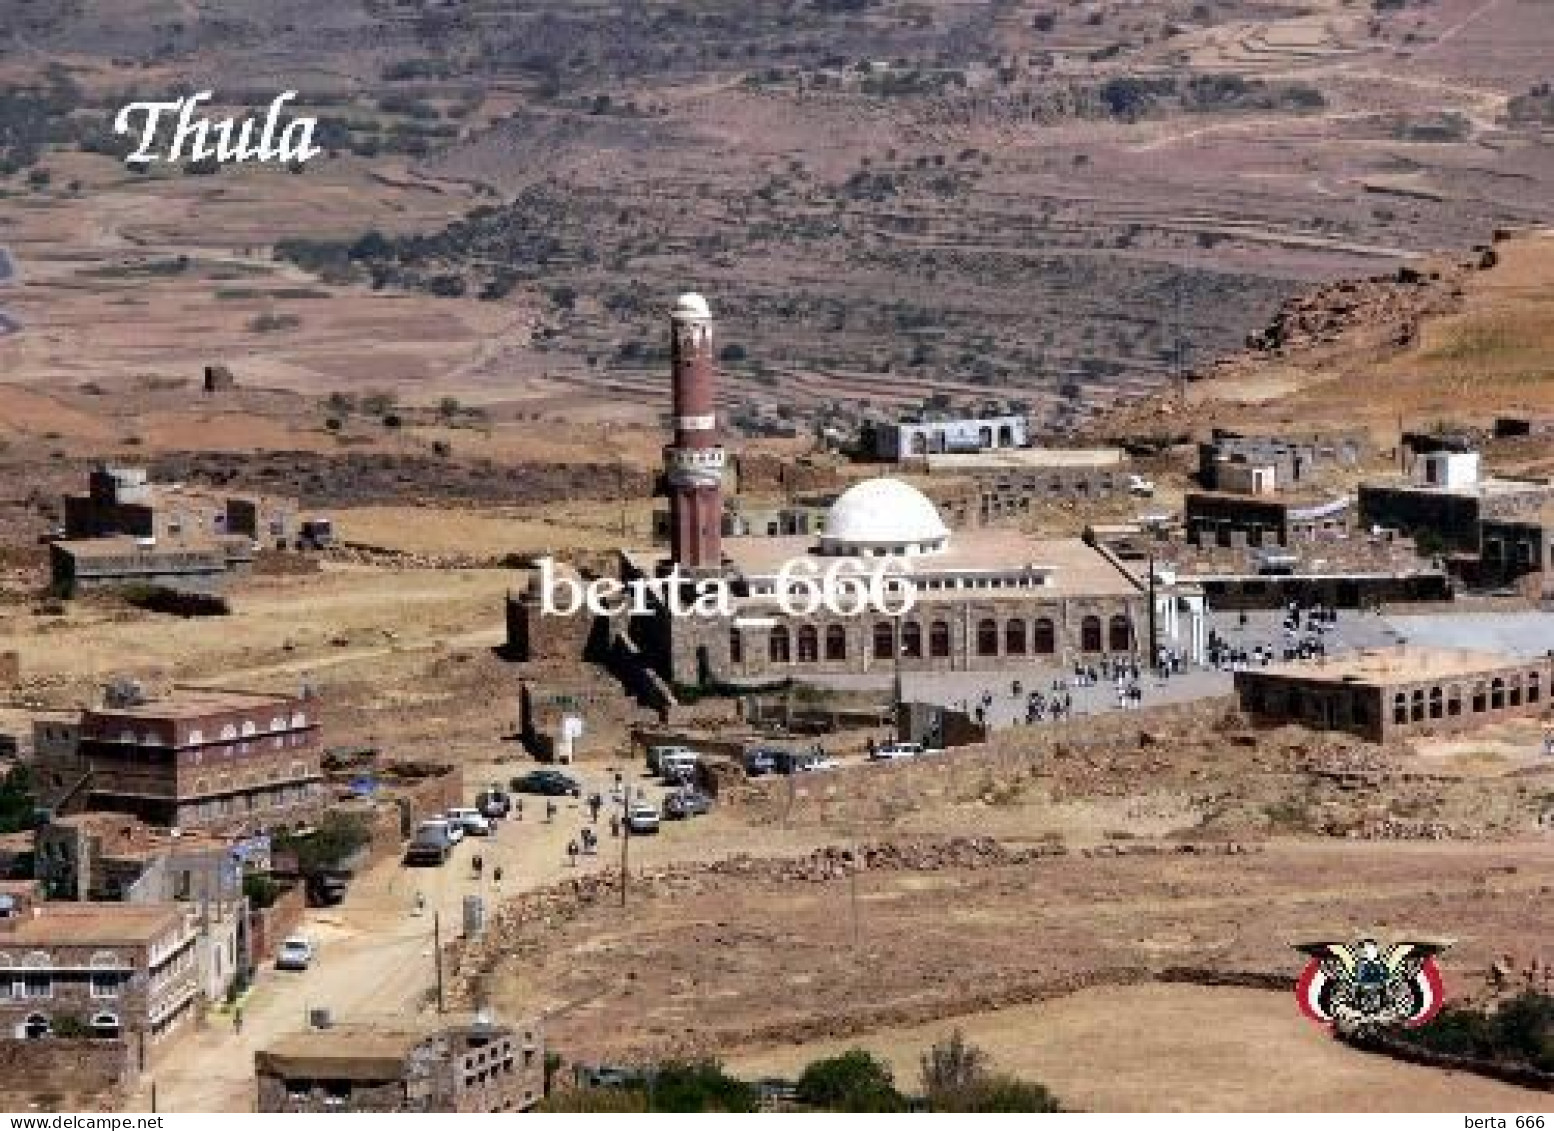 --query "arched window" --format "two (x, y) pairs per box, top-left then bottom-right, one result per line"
(1005, 620), (1027, 656)
(187, 729), (203, 746)
(929, 621), (950, 658)
(1491, 678), (1506, 710)
(1428, 686), (1443, 719)
(1447, 685), (1463, 716)
(1108, 615), (1133, 653)
(1410, 688), (1426, 723)
(797, 625), (819, 663)
(269, 716), (287, 733)
(1081, 616), (1102, 653)
(873, 622), (896, 660)
(1033, 618), (1056, 655)
(901, 621), (922, 659)
(769, 625), (791, 664)
(1472, 682), (1488, 712)
(976, 619), (999, 657)
(1508, 677), (1522, 707)
(90, 1012), (120, 1040)
(239, 721), (257, 738)
(23, 1014), (48, 1040)
(728, 628), (743, 665)
(219, 724), (238, 741)
(825, 625), (847, 661)
(291, 712), (307, 728)
(1393, 693), (1408, 725)
(1529, 672), (1541, 704)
